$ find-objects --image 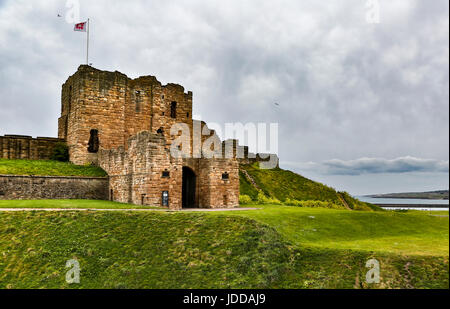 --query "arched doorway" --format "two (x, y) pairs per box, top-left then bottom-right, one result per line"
(182, 167), (196, 208)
